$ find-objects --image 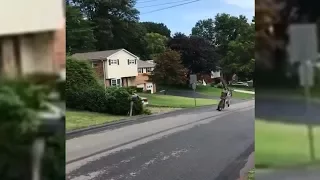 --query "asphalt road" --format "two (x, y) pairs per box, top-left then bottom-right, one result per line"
(66, 101), (254, 180)
(256, 96), (320, 125)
